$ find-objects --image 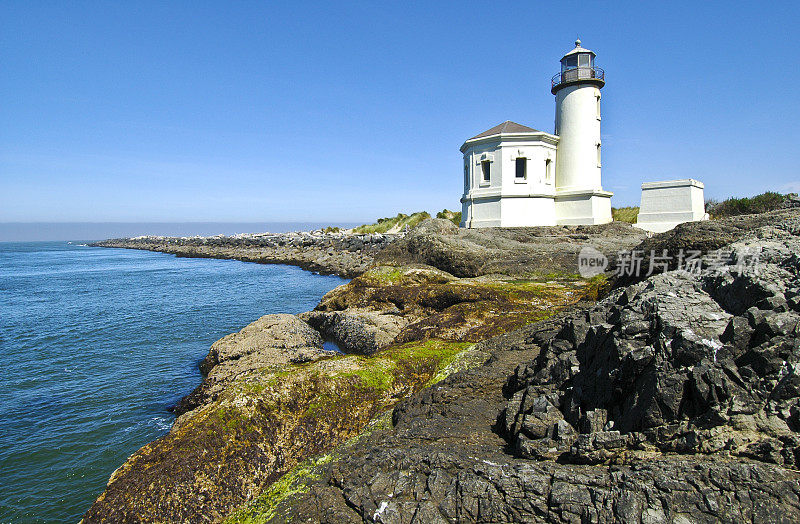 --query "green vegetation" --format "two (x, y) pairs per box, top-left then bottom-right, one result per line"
(299, 338), (472, 430)
(705, 191), (789, 218)
(612, 206), (639, 223)
(223, 340), (475, 523)
(359, 265), (405, 285)
(436, 209), (462, 226)
(321, 226), (340, 233)
(225, 453), (334, 523)
(584, 273), (610, 300)
(428, 344), (484, 385)
(382, 339), (471, 367)
(358, 265), (454, 286)
(352, 211), (431, 234)
(341, 363), (396, 391)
